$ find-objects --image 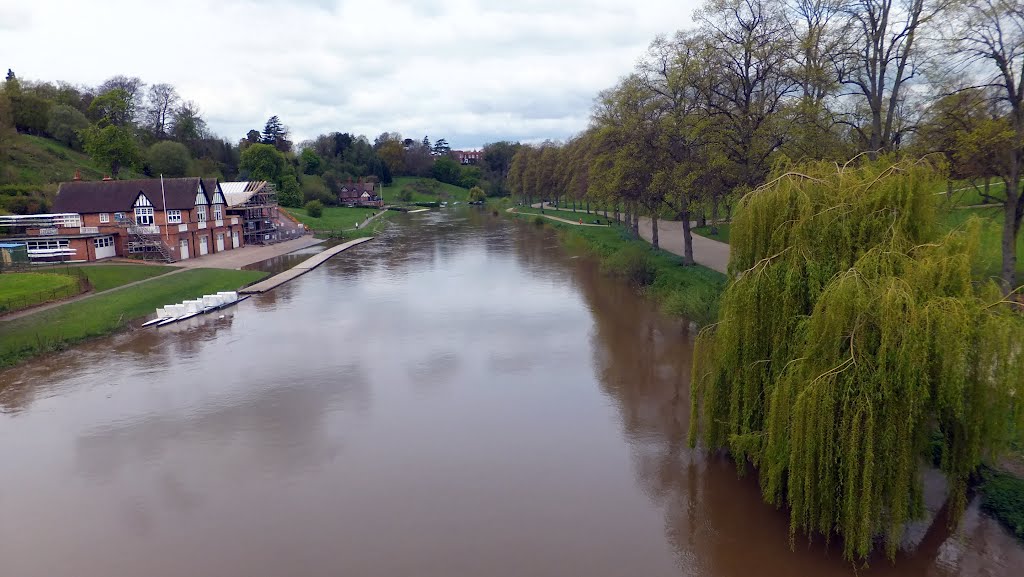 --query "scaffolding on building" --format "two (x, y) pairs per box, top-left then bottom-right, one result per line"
(222, 181), (281, 245)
